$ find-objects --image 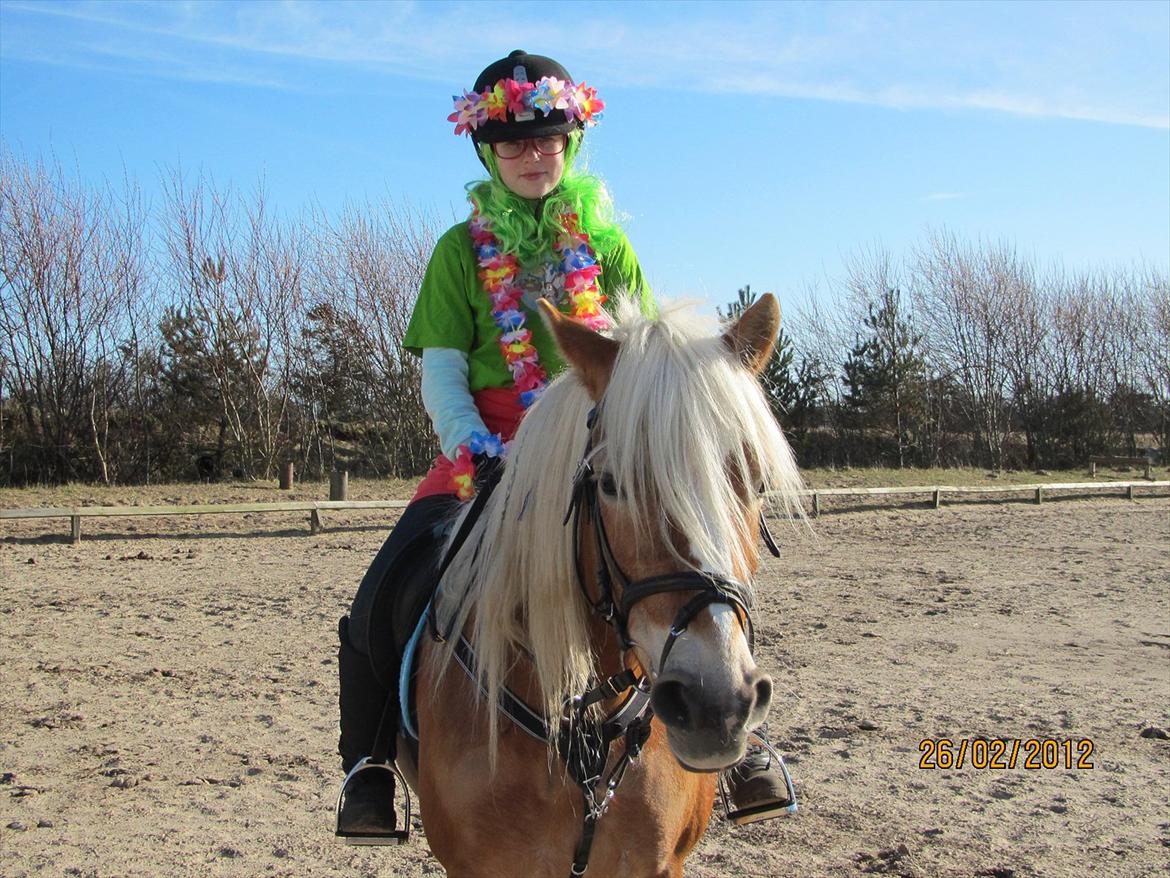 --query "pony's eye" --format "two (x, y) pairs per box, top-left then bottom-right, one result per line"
(598, 473), (619, 498)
